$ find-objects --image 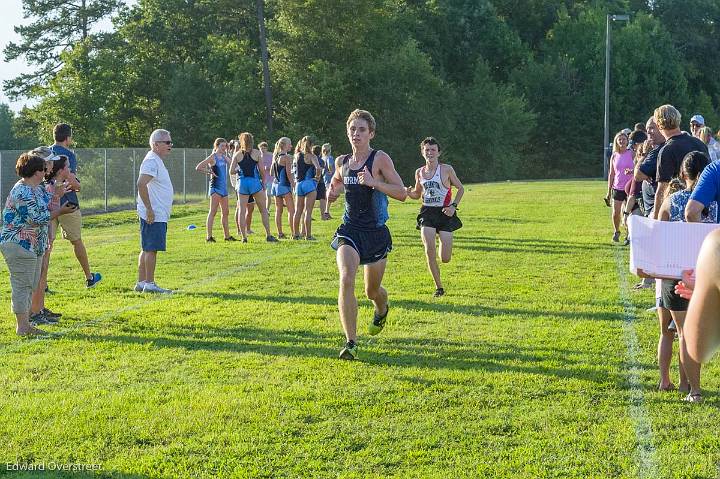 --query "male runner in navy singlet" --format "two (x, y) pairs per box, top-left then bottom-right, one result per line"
(327, 109), (407, 360)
